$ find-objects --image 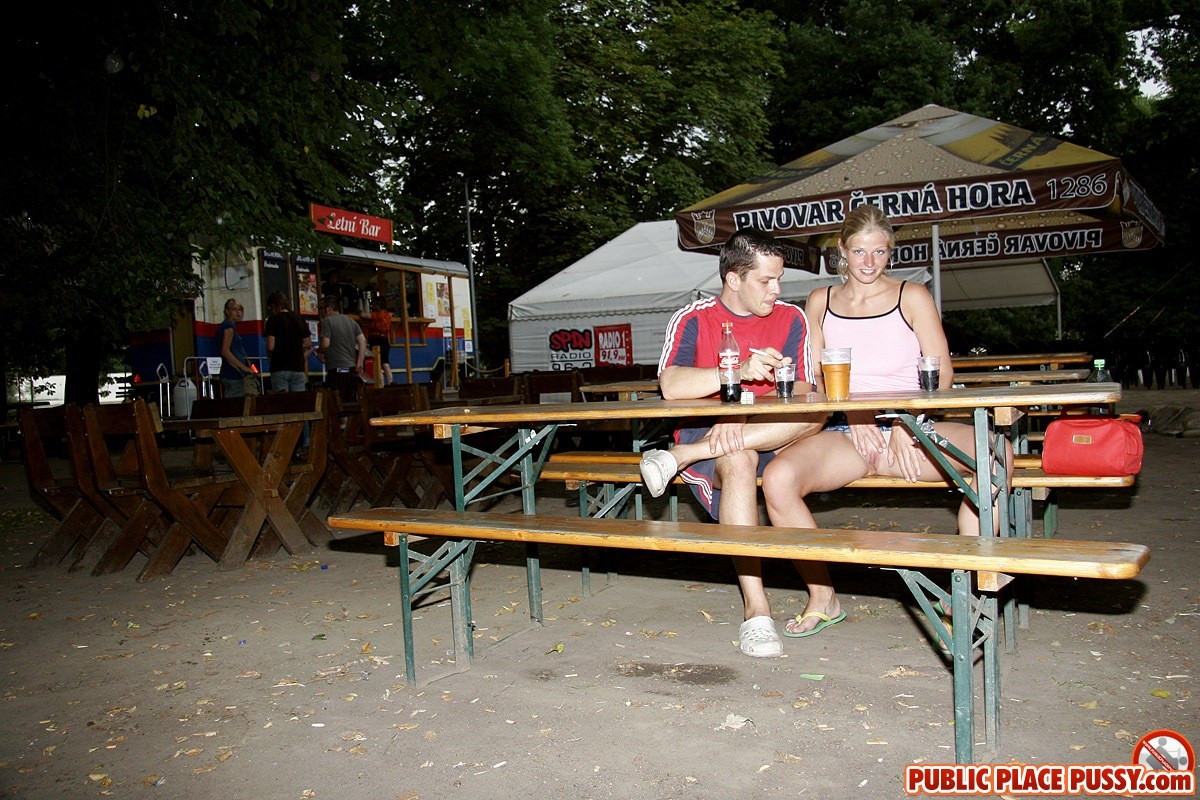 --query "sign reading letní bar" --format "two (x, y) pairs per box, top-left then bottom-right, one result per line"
(309, 204), (393, 245)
